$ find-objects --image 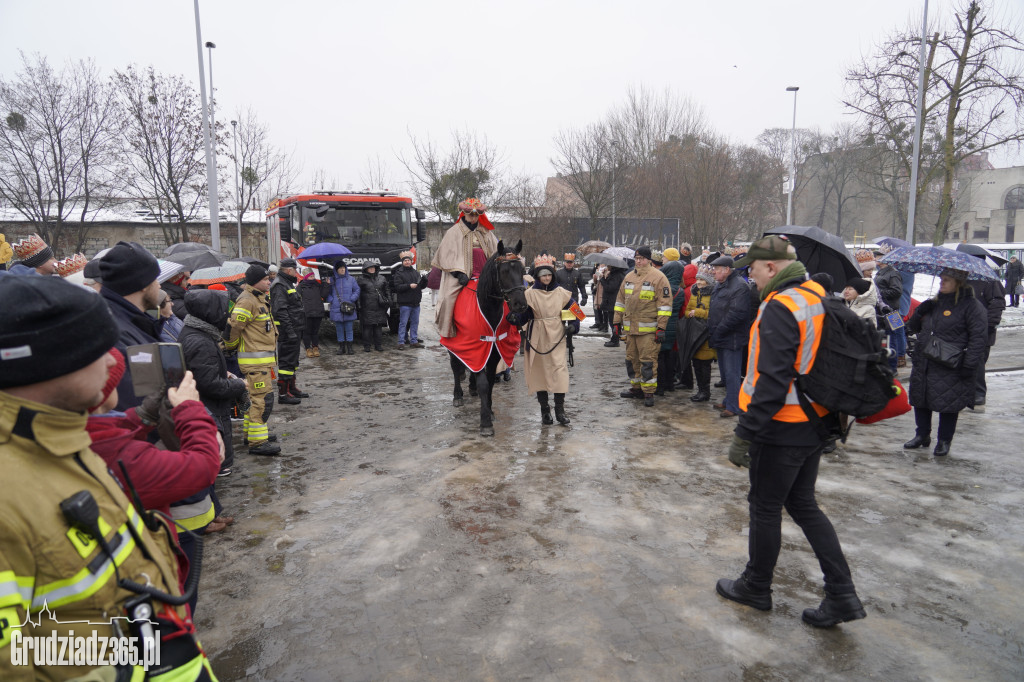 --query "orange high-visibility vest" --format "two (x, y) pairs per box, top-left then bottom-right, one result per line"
(739, 281), (829, 422)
